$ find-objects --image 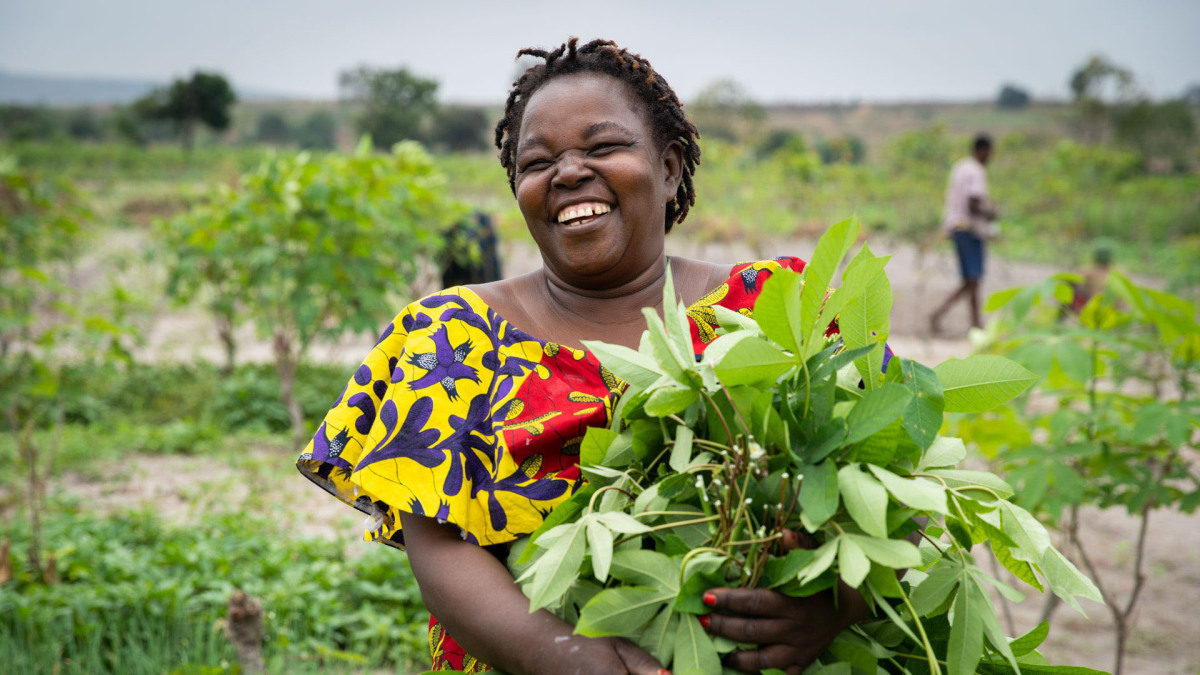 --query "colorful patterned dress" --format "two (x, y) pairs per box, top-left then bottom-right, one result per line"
(297, 256), (863, 671)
